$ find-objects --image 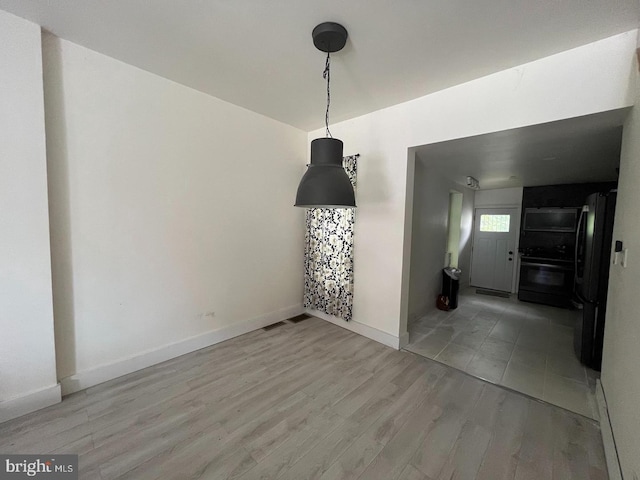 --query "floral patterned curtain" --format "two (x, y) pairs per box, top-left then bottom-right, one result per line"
(303, 155), (357, 321)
